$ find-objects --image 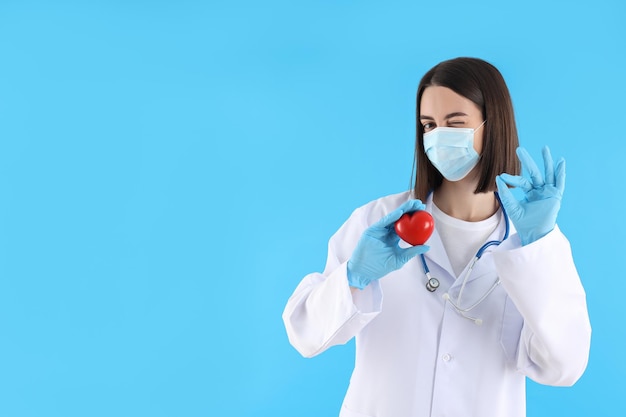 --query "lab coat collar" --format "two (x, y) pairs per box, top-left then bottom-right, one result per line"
(422, 194), (455, 277)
